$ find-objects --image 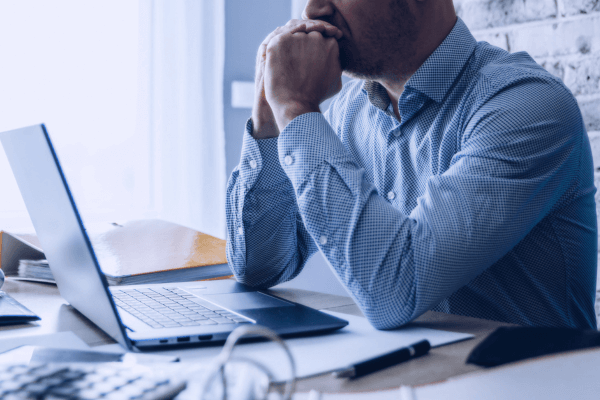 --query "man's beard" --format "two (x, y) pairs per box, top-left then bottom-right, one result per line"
(337, 0), (418, 80)
(338, 37), (389, 79)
